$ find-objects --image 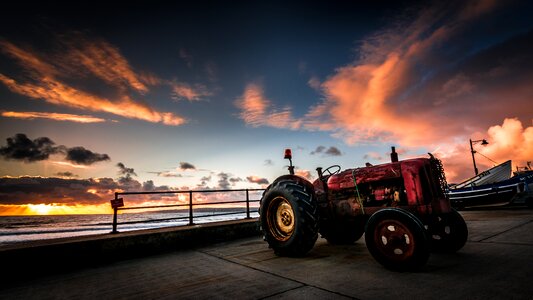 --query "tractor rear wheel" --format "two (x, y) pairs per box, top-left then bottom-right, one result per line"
(320, 217), (366, 245)
(427, 208), (468, 253)
(365, 208), (430, 271)
(260, 179), (319, 256)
